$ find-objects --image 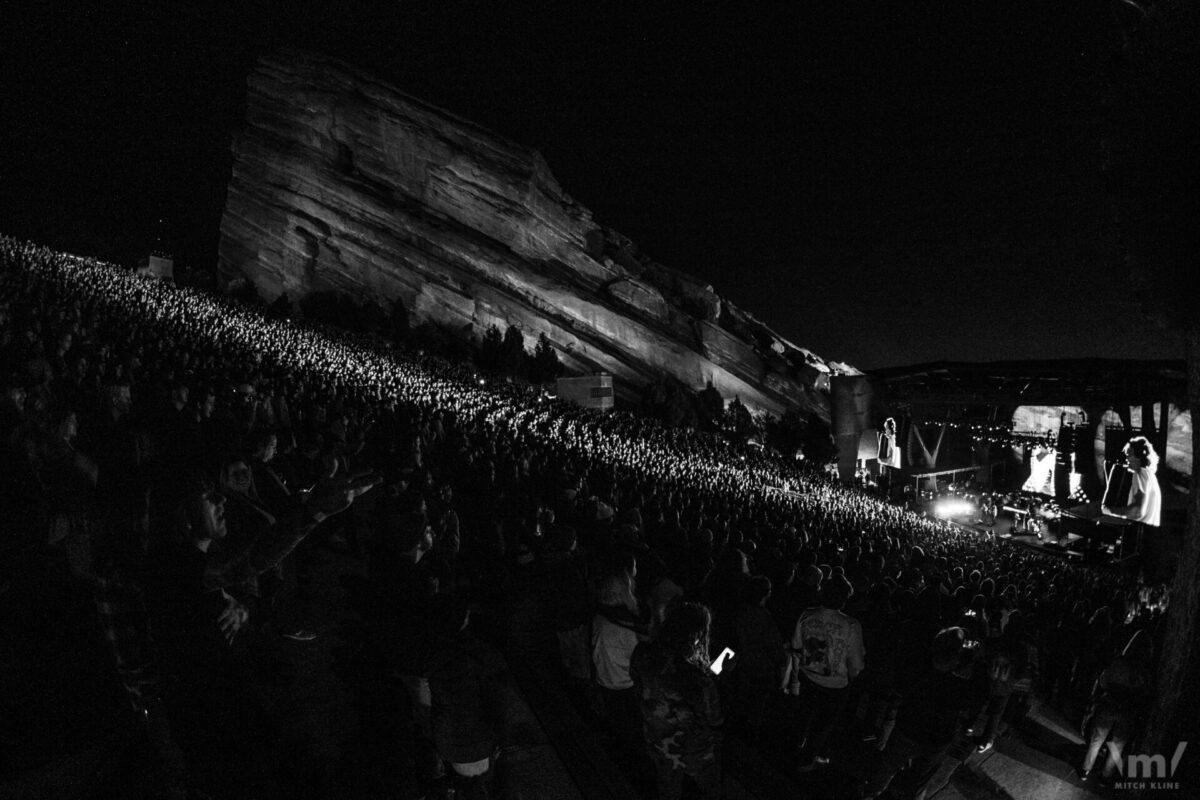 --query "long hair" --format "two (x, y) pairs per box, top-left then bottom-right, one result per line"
(155, 471), (215, 549)
(597, 573), (638, 612)
(658, 602), (712, 669)
(1123, 435), (1160, 472)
